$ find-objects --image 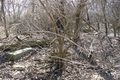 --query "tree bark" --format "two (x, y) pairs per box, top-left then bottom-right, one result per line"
(102, 0), (108, 36)
(1, 0), (9, 38)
